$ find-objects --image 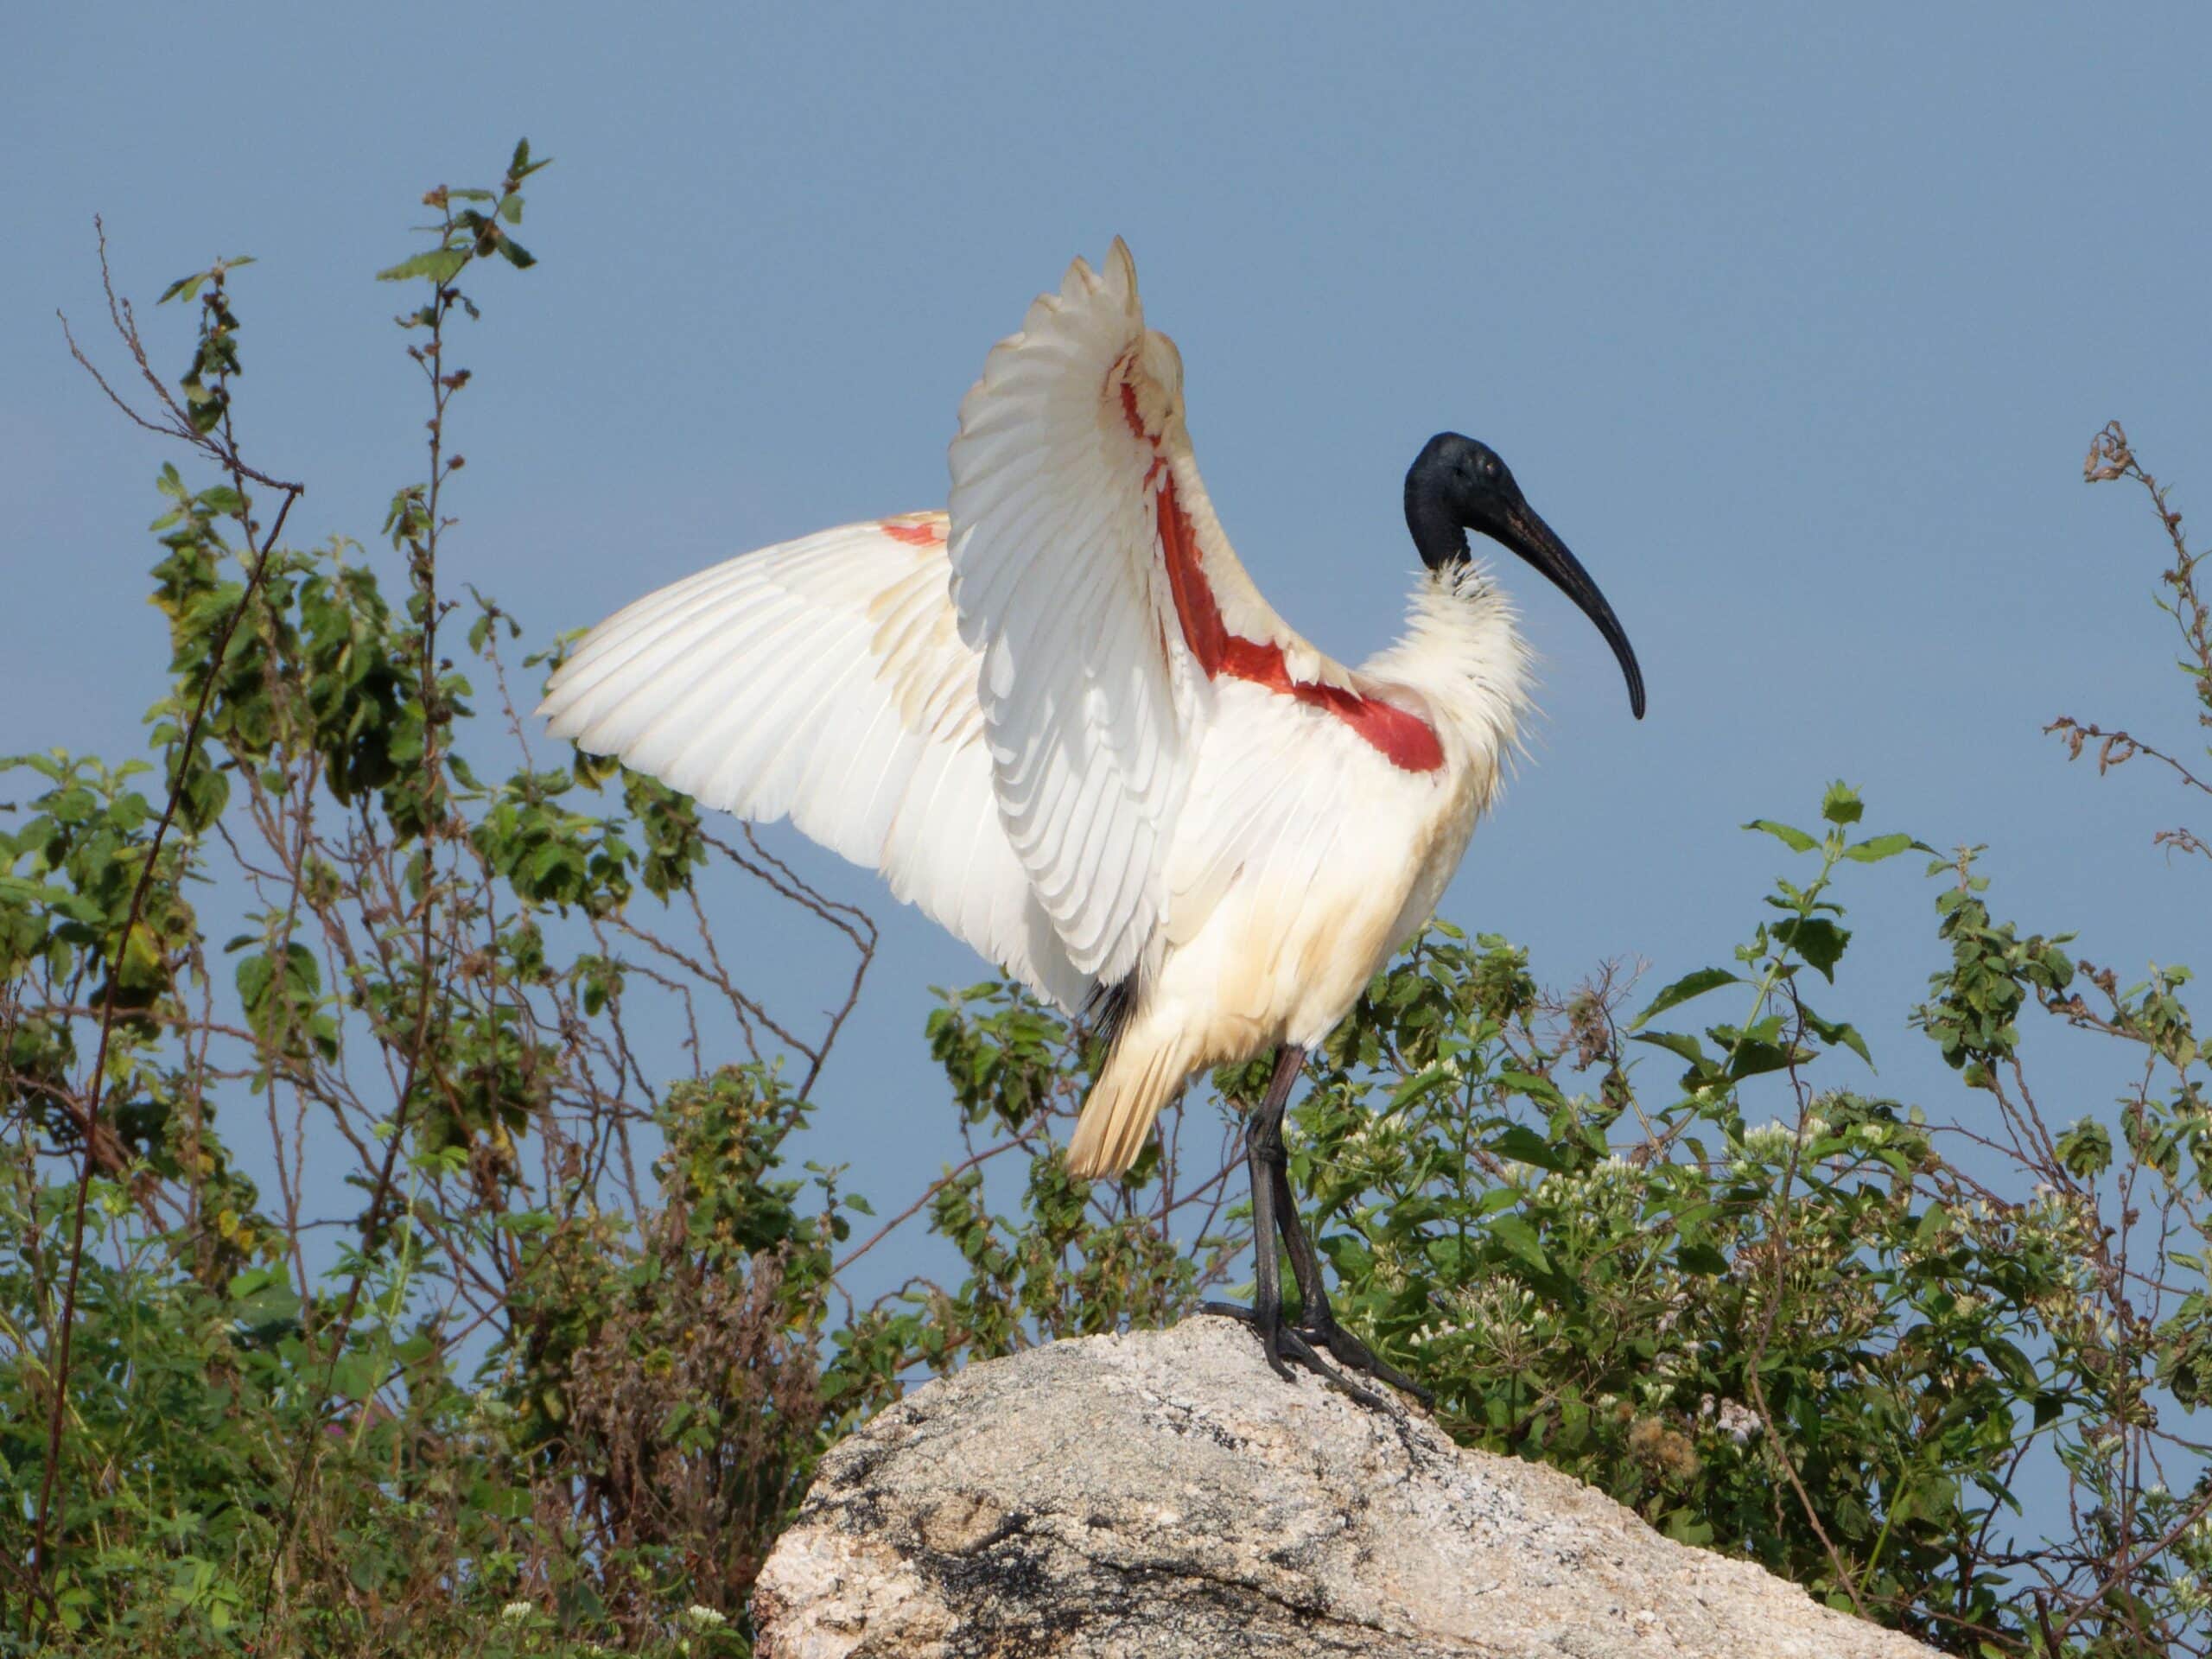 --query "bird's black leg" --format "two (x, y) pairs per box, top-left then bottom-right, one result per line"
(1270, 1155), (1431, 1404)
(1204, 1046), (1389, 1408)
(1238, 1062), (1294, 1383)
